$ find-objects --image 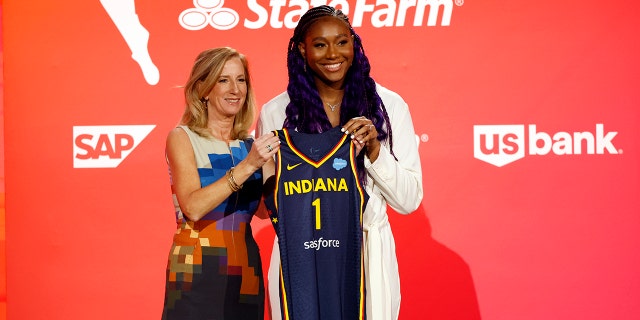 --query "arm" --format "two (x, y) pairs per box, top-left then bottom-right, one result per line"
(255, 149), (276, 220)
(167, 127), (280, 221)
(365, 94), (424, 214)
(256, 104), (283, 219)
